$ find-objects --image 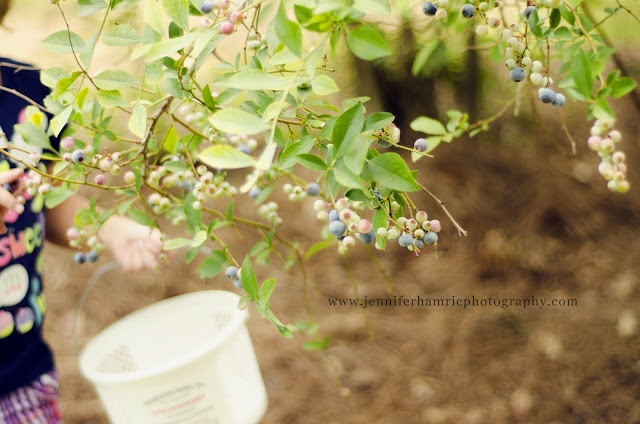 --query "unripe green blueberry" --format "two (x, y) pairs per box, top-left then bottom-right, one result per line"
(416, 211), (428, 222)
(530, 72), (543, 85)
(112, 152), (122, 162)
(478, 2), (489, 11)
(313, 199), (325, 212)
(531, 61), (543, 73)
(283, 183), (293, 194)
(422, 221), (431, 231)
(617, 180), (630, 193)
(436, 0), (448, 8)
(387, 228), (400, 240)
(612, 151), (626, 163)
(248, 40), (262, 50)
(38, 183), (51, 195)
(193, 201), (202, 210)
(391, 201), (400, 212)
(110, 164), (121, 175)
(505, 59), (516, 70)
(607, 180), (617, 191)
(377, 227), (388, 237)
(500, 29), (511, 41)
(488, 16), (500, 28)
(397, 217), (408, 227)
(521, 57), (532, 68)
(608, 130), (621, 143)
(598, 161), (613, 177)
(414, 229), (425, 239)
(435, 8), (448, 20)
(289, 193), (298, 201)
(338, 244), (348, 255)
(541, 76), (553, 86)
(506, 37), (518, 48)
(317, 210), (329, 221)
(600, 138), (614, 152)
(406, 219), (418, 231)
(476, 25), (488, 36)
